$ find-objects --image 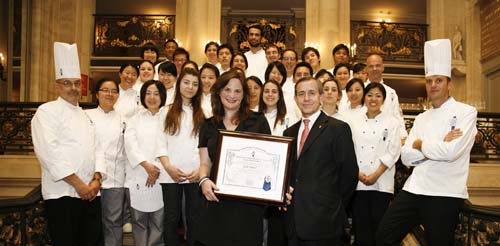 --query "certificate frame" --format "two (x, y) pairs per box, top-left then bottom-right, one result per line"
(212, 130), (294, 205)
